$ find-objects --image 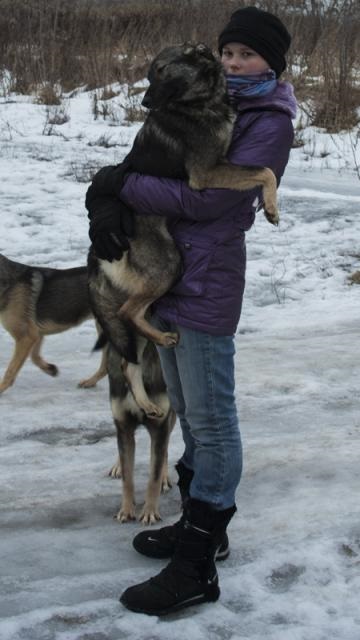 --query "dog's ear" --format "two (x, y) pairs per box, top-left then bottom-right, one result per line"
(183, 43), (195, 55)
(183, 43), (209, 56)
(195, 43), (215, 61)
